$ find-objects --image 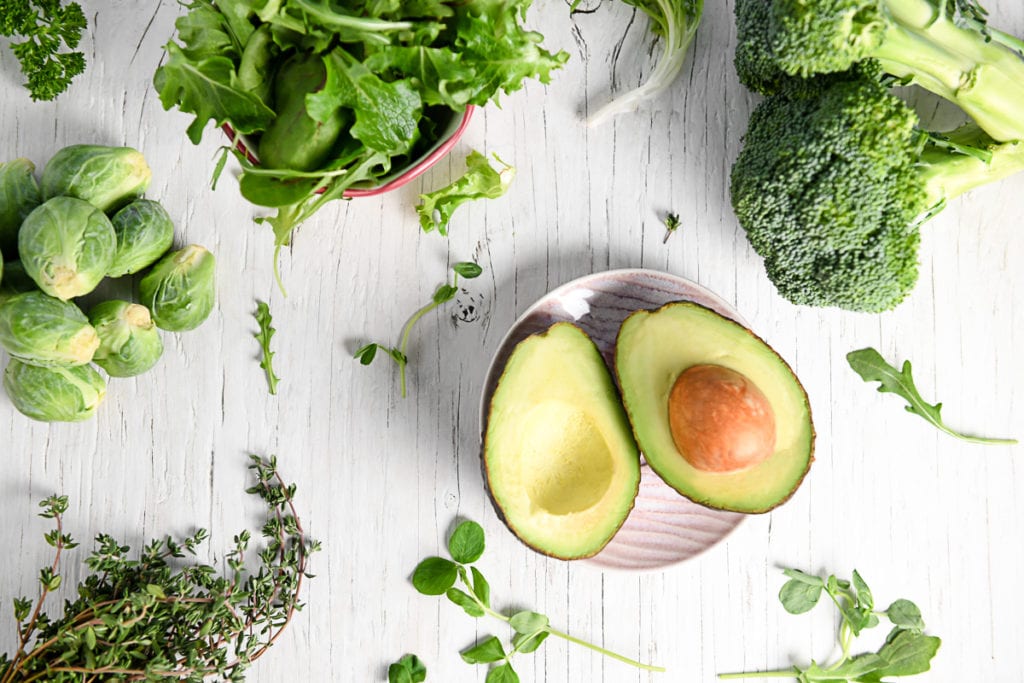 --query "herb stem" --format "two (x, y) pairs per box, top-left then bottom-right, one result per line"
(718, 668), (801, 679)
(543, 625), (666, 672)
